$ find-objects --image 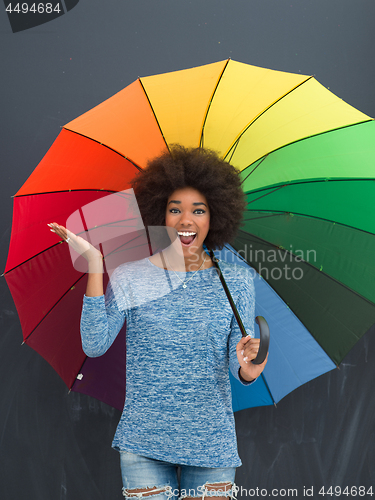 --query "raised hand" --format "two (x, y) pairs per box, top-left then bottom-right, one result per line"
(48, 223), (103, 274)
